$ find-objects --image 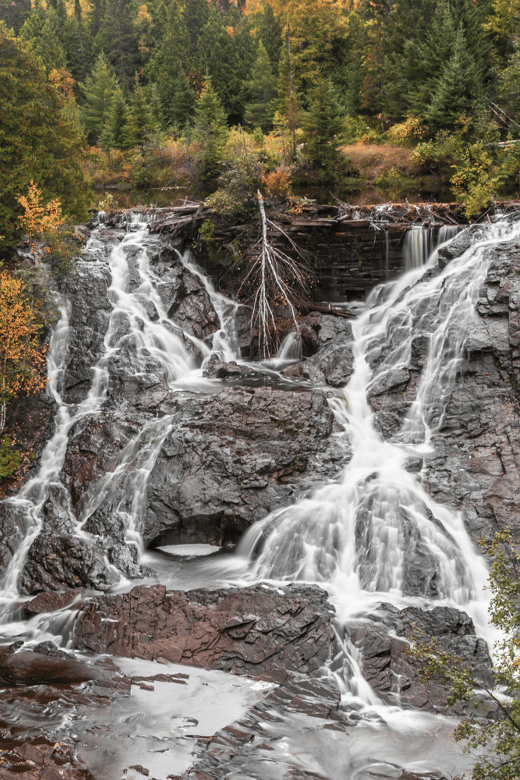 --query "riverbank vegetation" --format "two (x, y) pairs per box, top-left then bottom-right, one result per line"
(411, 530), (520, 780)
(1, 0), (520, 226)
